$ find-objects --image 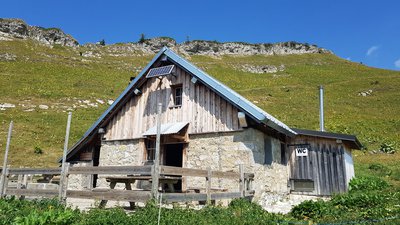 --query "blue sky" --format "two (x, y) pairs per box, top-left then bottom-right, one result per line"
(1, 0), (400, 70)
